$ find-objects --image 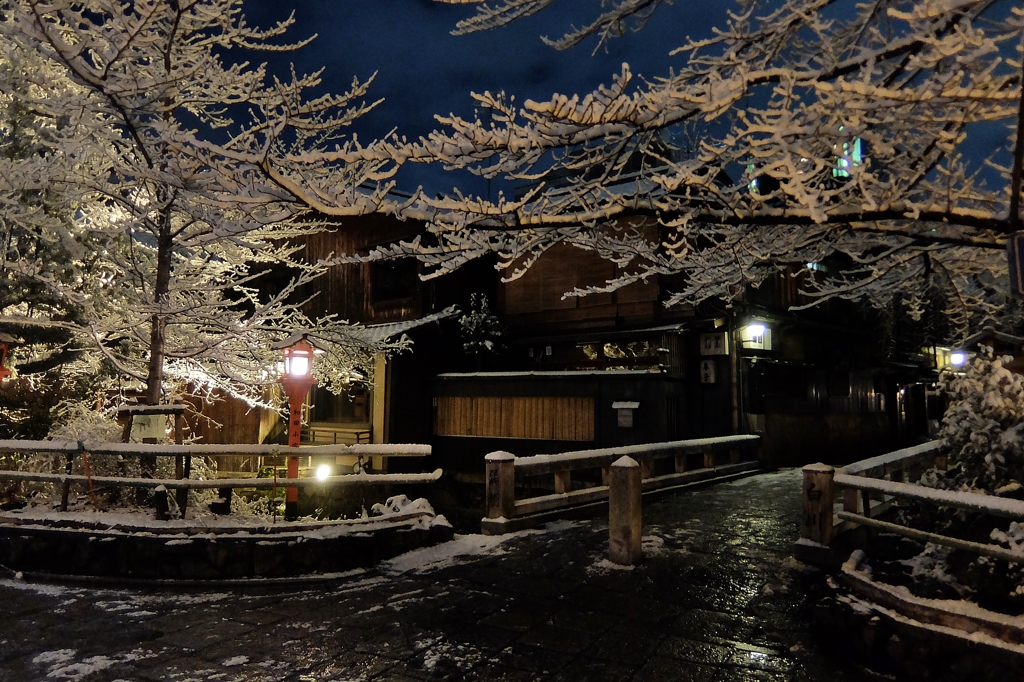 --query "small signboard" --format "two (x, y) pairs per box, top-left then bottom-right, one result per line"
(1009, 232), (1024, 299)
(700, 359), (717, 384)
(699, 332), (729, 356)
(612, 401), (639, 429)
(130, 414), (165, 441)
